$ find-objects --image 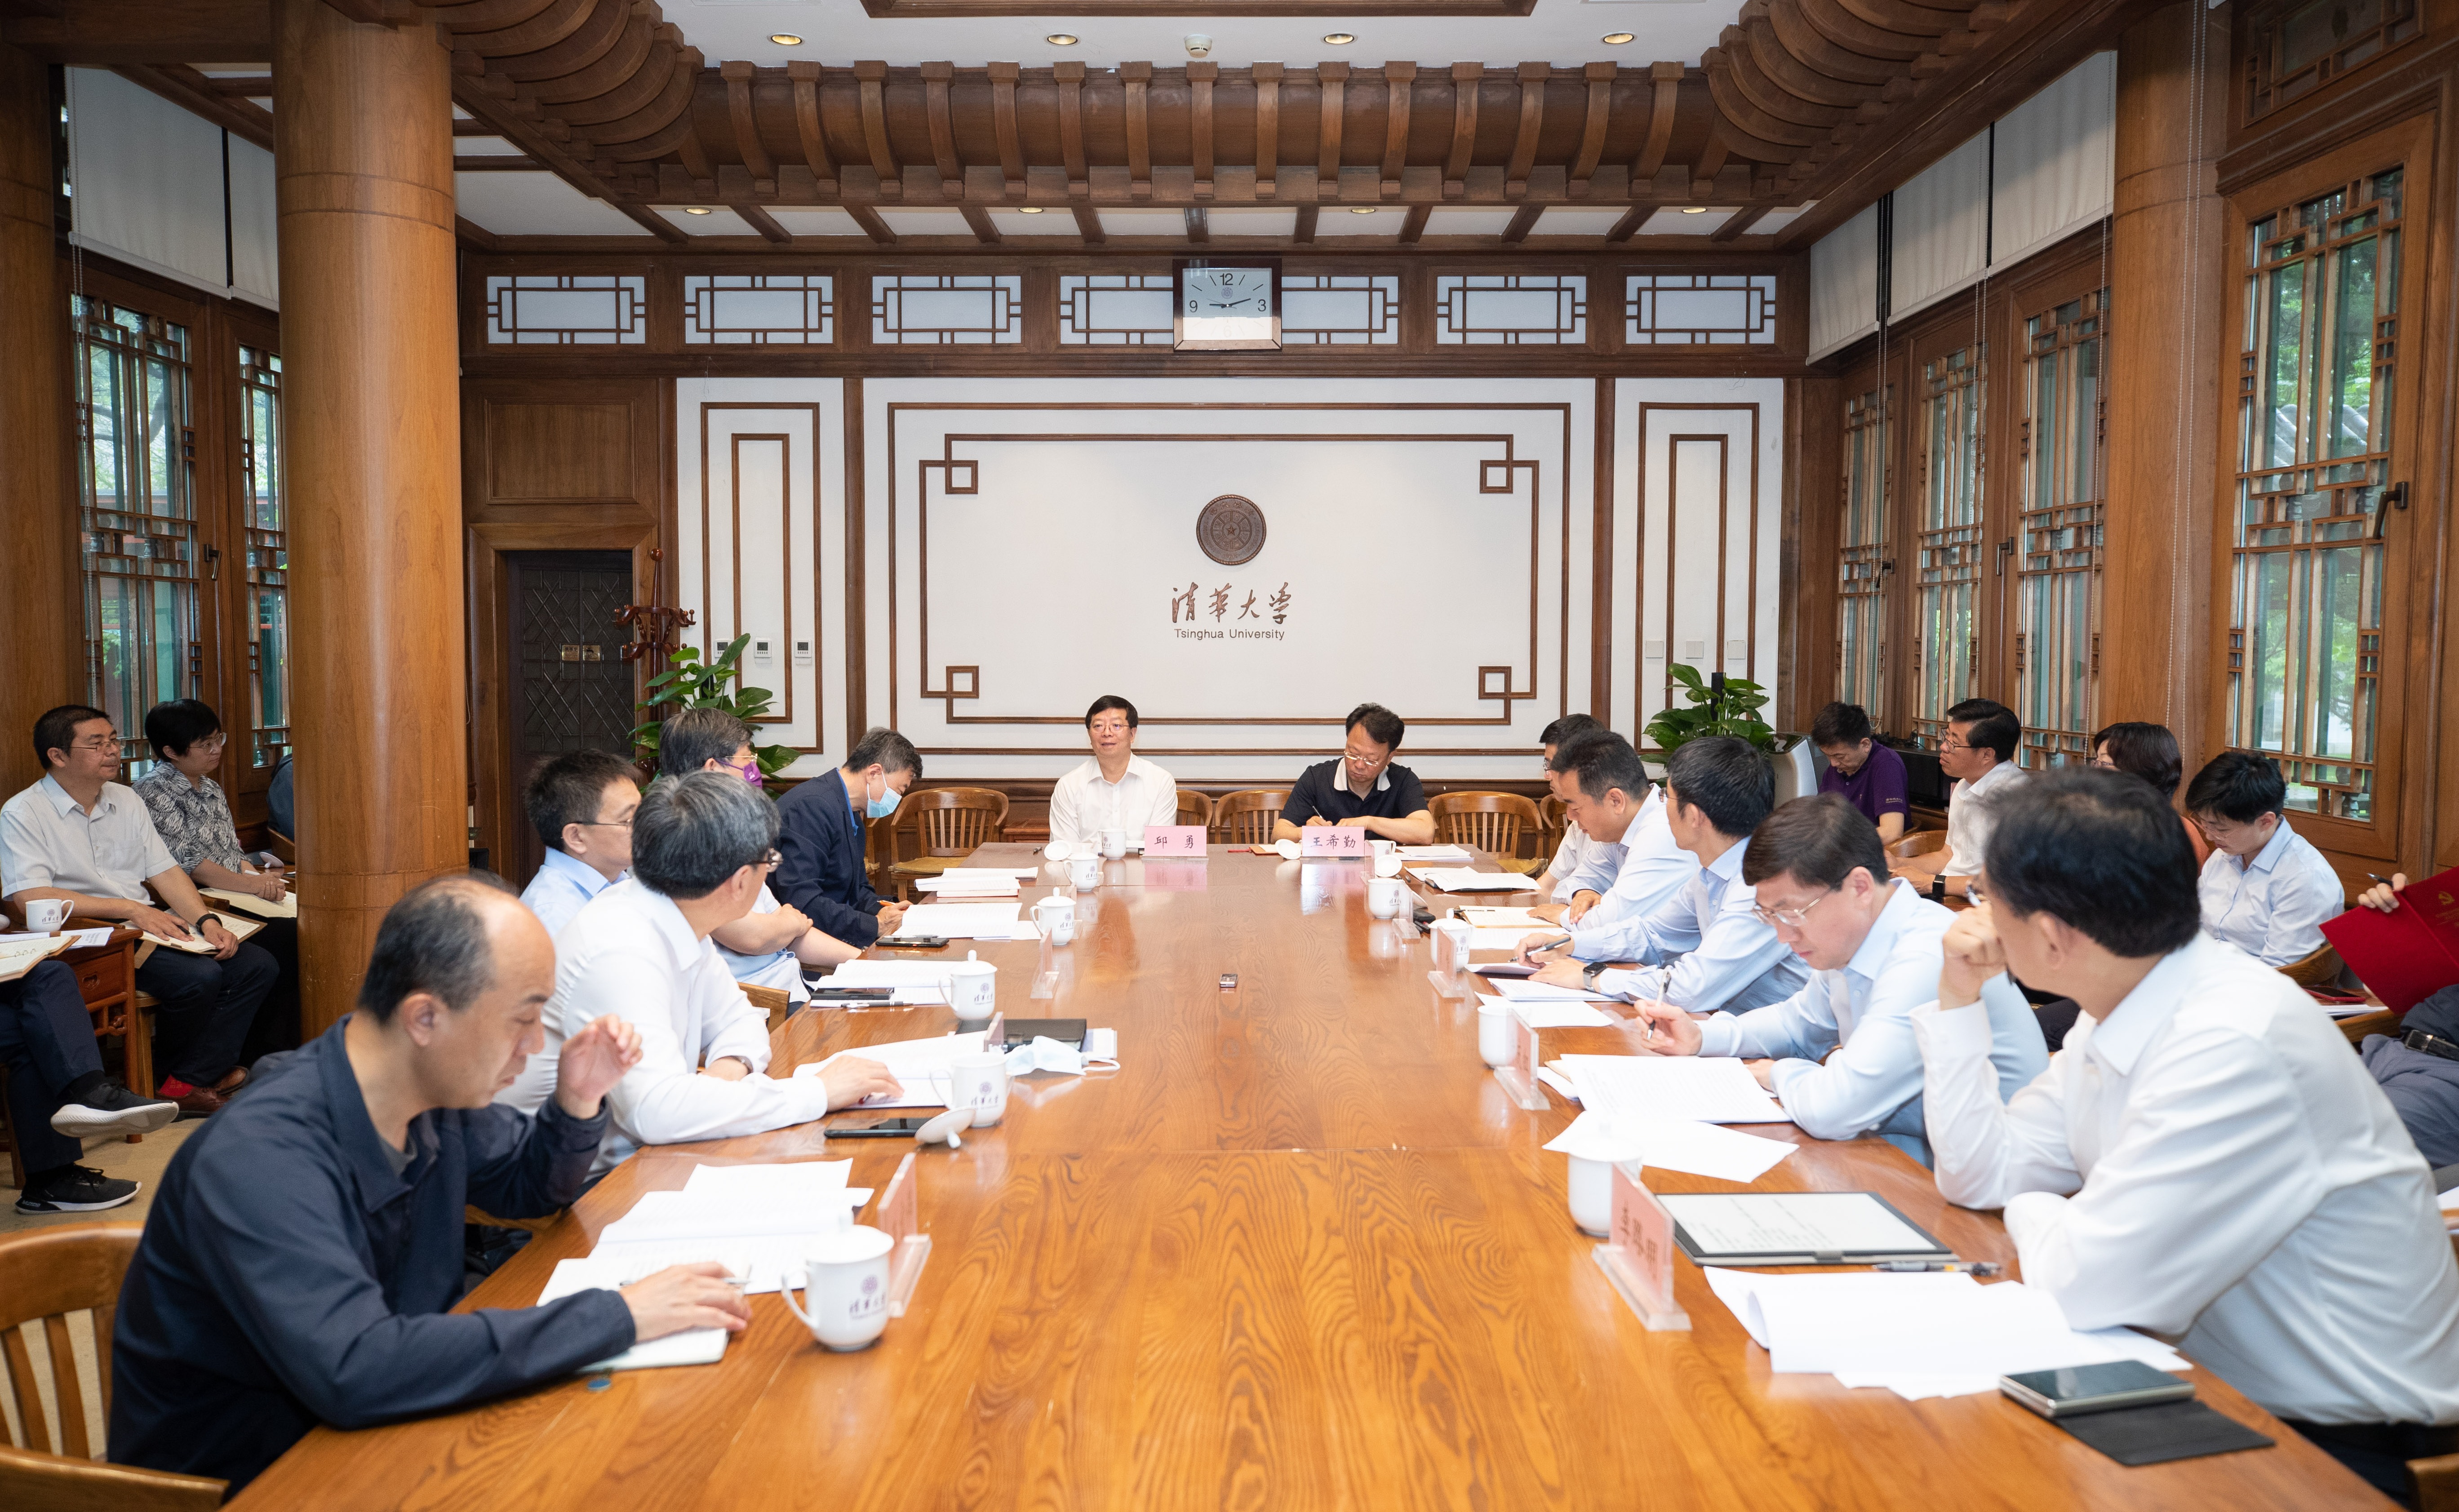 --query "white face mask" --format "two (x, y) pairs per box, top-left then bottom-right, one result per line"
(864, 770), (901, 820)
